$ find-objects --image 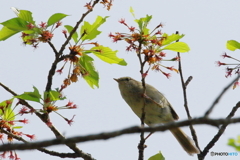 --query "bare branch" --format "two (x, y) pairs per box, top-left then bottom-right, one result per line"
(47, 41), (59, 56)
(1, 117), (240, 152)
(137, 39), (146, 160)
(176, 31), (200, 153)
(184, 76), (193, 87)
(0, 82), (18, 96)
(199, 101), (240, 160)
(1, 129), (80, 158)
(204, 75), (240, 117)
